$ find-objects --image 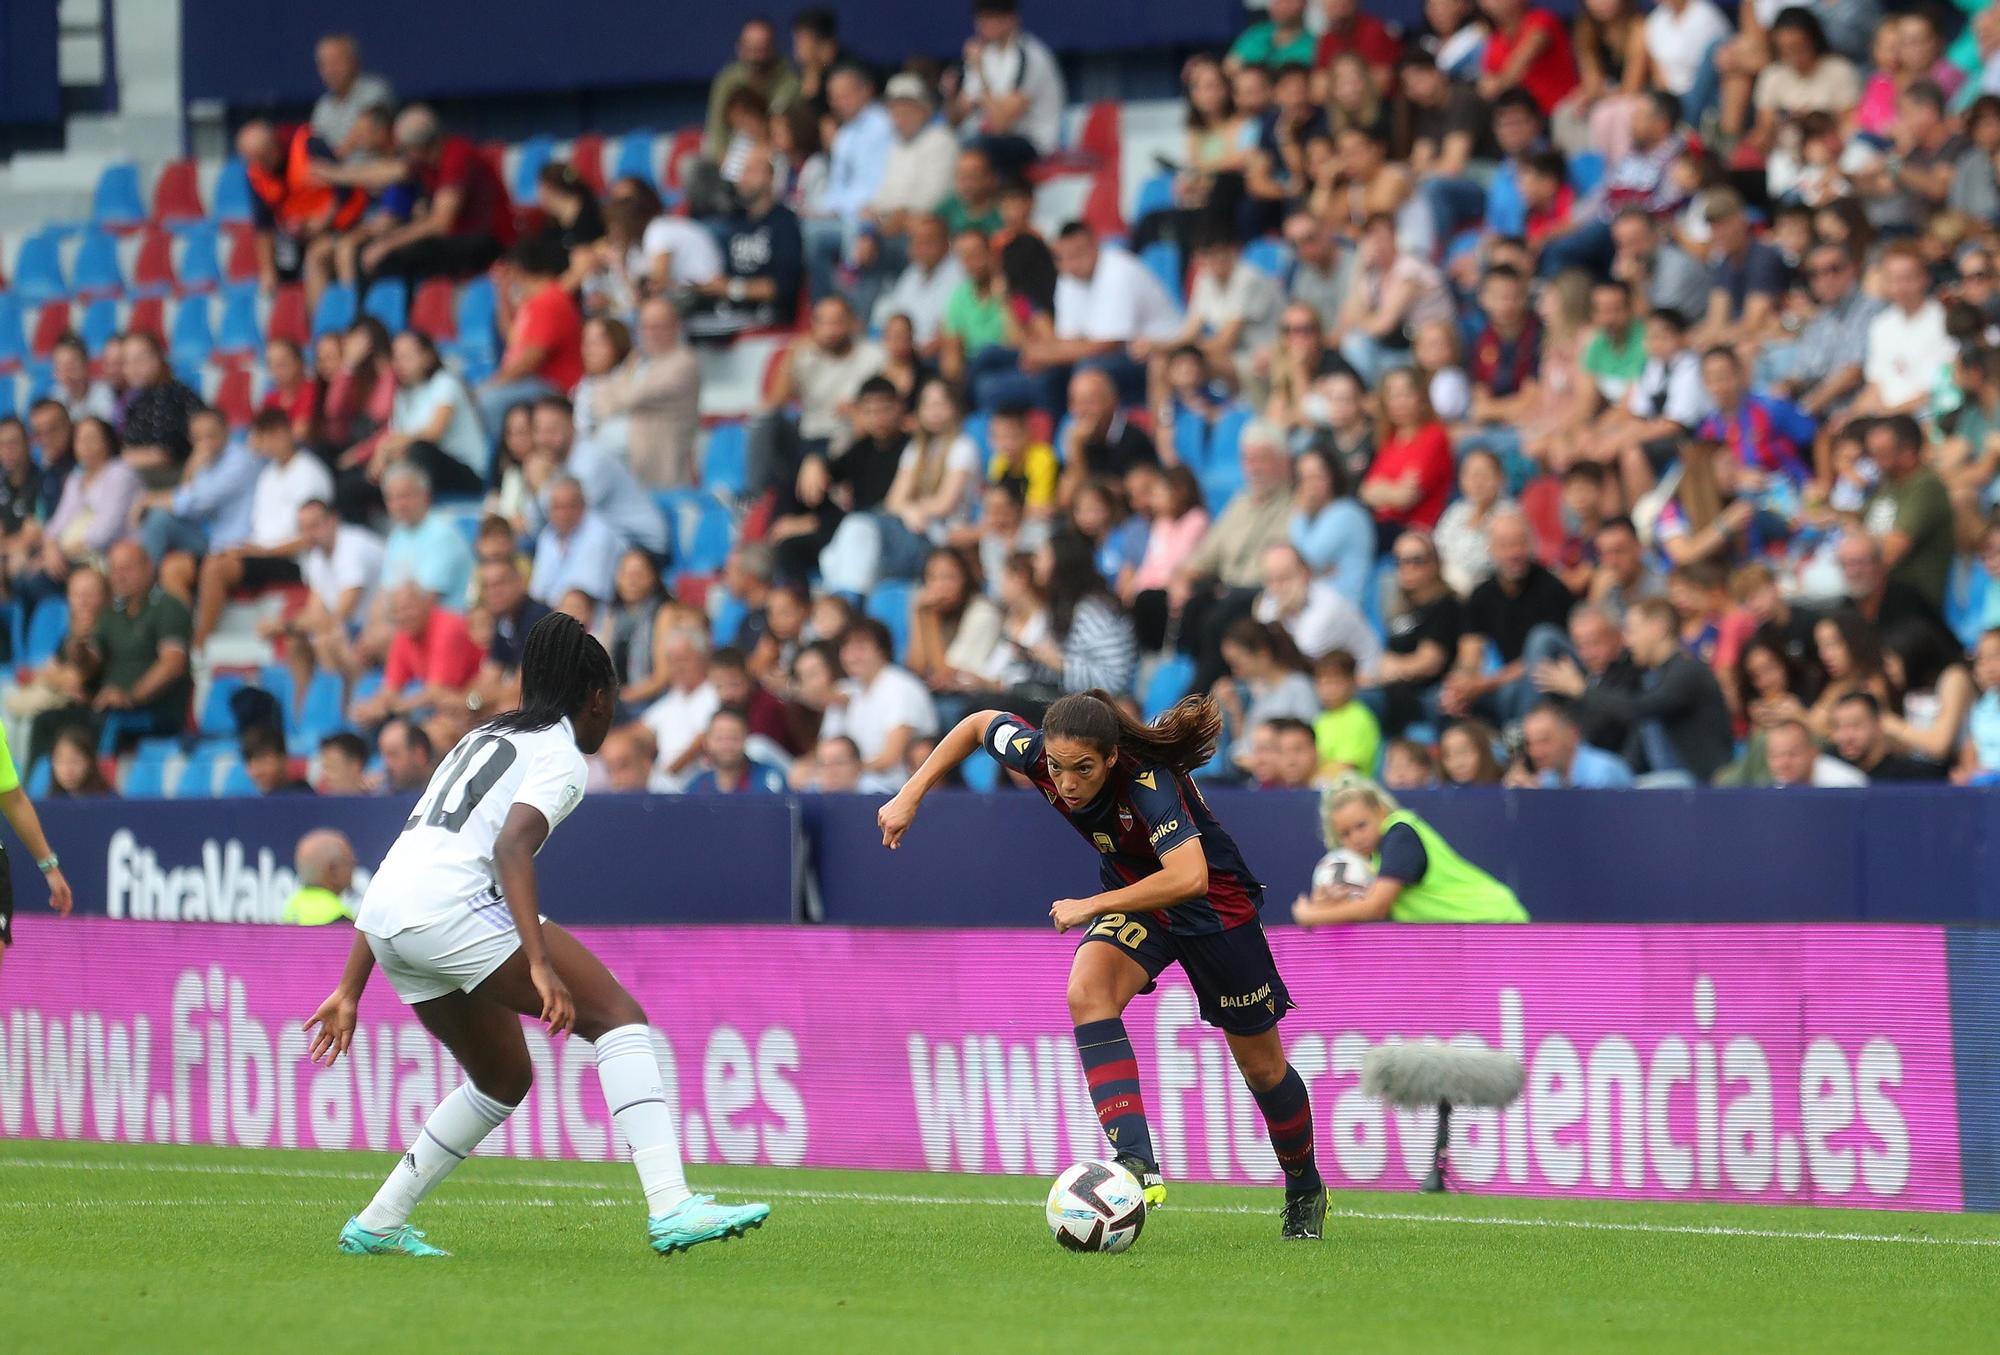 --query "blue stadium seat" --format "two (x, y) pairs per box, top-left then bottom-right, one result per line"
(90, 162), (146, 231)
(1363, 553), (1396, 638)
(1173, 409), (1208, 472)
(311, 283), (357, 340)
(295, 673), (347, 742)
(175, 220), (223, 293)
(215, 283), (262, 353)
(121, 753), (172, 798)
(217, 758), (257, 797)
(1141, 654), (1195, 720)
(711, 593), (748, 648)
(11, 231), (68, 306)
(511, 136), (556, 203)
(450, 276), (499, 369)
(1140, 241), (1182, 308)
(211, 158), (254, 224)
(362, 277), (408, 332)
(97, 710), (161, 756)
(1243, 238), (1292, 281)
(198, 674), (248, 736)
(1133, 172), (1175, 223)
(26, 758), (52, 797)
(702, 422), (748, 497)
(865, 580), (914, 660)
(169, 294), (214, 369)
(176, 742), (235, 798)
(963, 411), (992, 465)
(0, 294), (25, 369)
(1946, 559), (1992, 650)
(23, 600), (68, 666)
(1208, 404), (1253, 465)
(611, 130), (661, 191)
(79, 297), (120, 355)
(71, 229), (124, 297)
(1568, 151), (1605, 198)
(658, 490), (732, 577)
(961, 751), (999, 792)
